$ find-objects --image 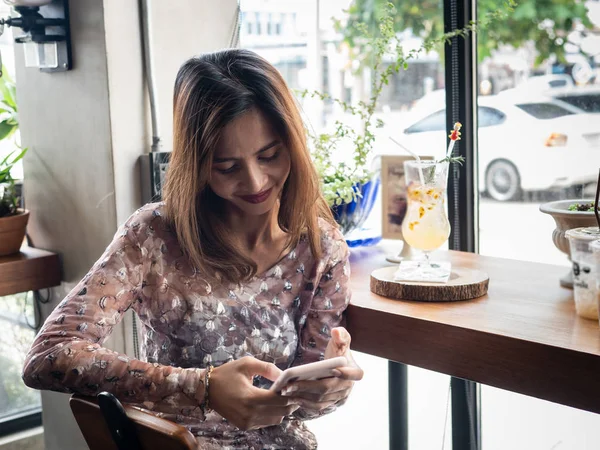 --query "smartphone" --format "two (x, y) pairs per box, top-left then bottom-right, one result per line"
(270, 356), (348, 392)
